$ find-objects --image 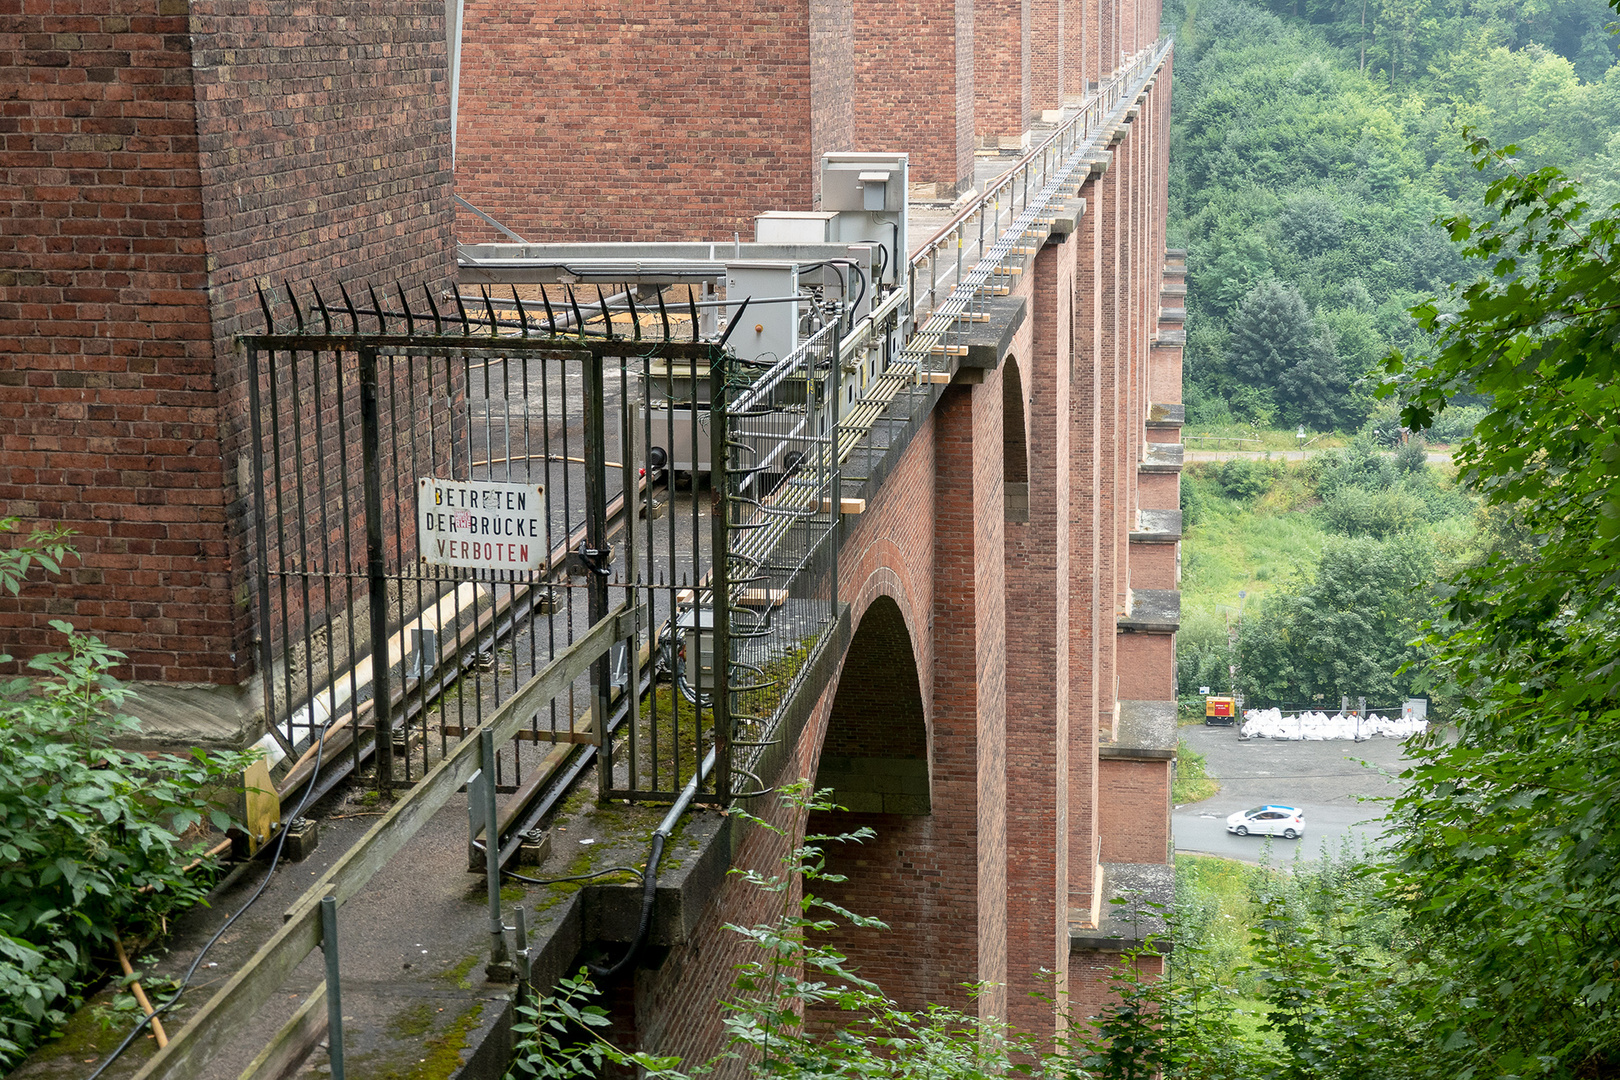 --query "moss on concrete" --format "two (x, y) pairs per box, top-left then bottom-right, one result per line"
(346, 999), (485, 1080)
(439, 953), (482, 991)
